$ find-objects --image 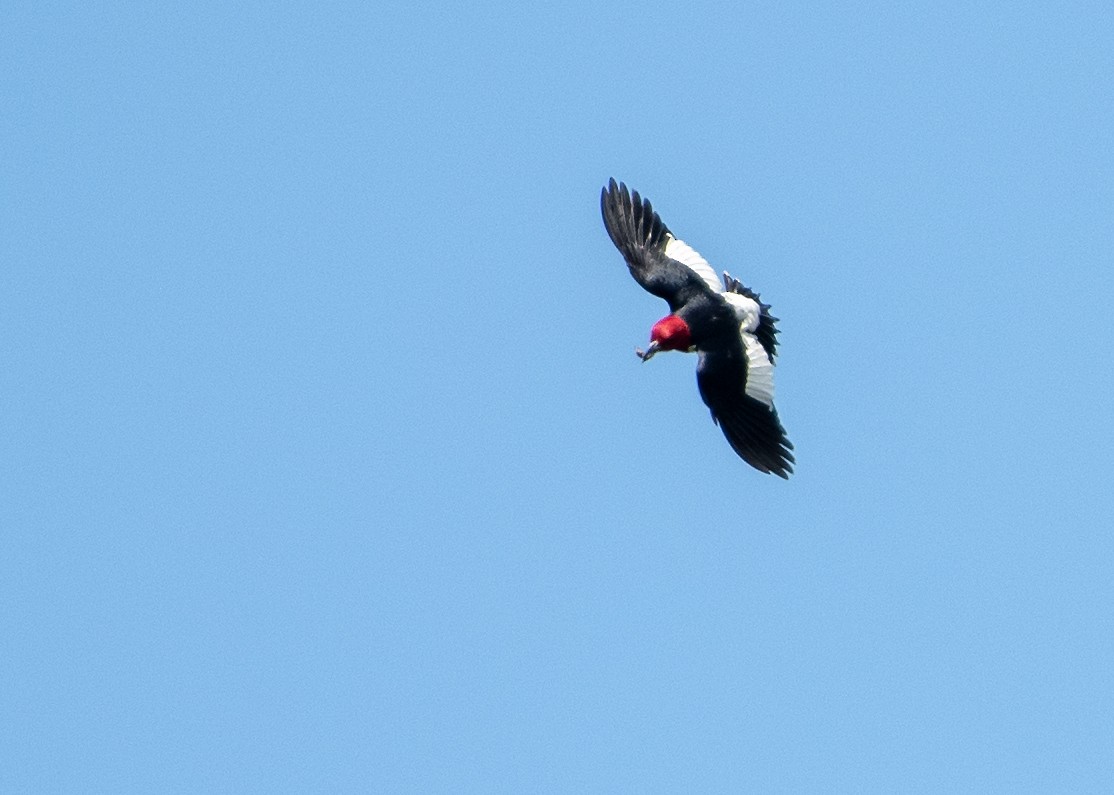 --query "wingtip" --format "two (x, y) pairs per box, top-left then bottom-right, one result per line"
(601, 179), (633, 218)
(711, 400), (795, 479)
